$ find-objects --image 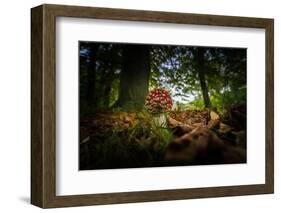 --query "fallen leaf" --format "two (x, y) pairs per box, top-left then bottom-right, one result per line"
(210, 111), (220, 120)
